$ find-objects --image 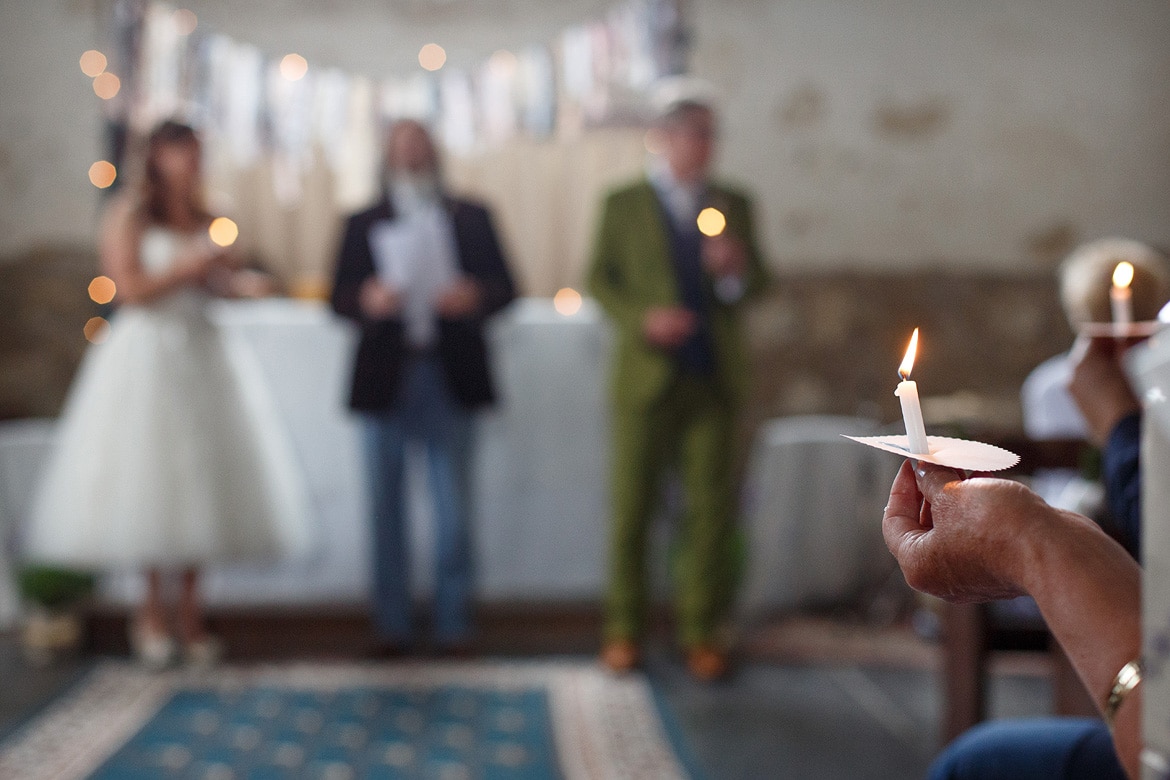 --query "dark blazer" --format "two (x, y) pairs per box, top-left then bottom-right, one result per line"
(331, 194), (516, 411)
